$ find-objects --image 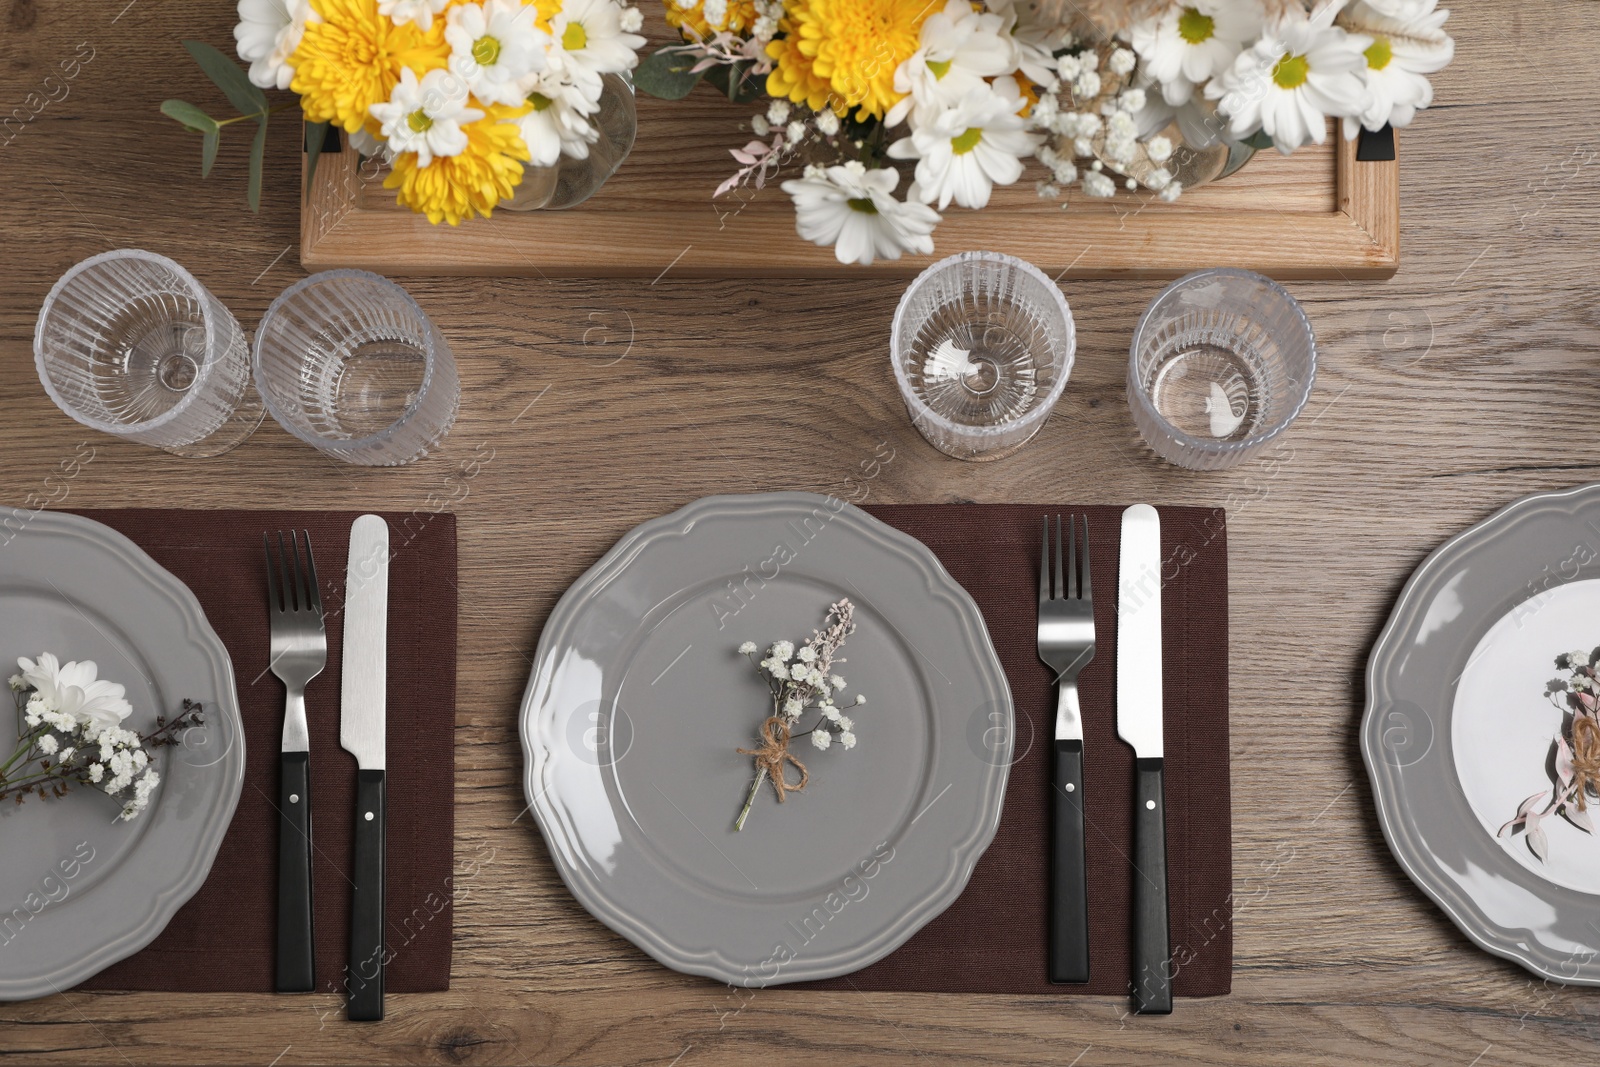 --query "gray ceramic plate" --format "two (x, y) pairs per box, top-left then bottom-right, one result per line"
(519, 493), (1012, 986)
(0, 509), (243, 1001)
(1364, 483), (1600, 985)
